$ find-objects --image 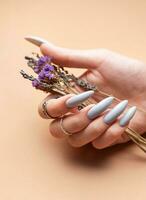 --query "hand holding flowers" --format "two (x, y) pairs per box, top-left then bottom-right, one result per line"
(20, 36), (146, 152)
